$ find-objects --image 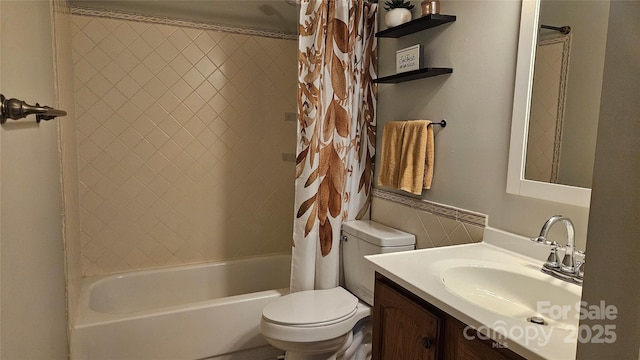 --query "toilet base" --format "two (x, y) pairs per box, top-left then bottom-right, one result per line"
(279, 319), (371, 360)
(266, 332), (350, 359)
(283, 333), (351, 360)
(261, 297), (373, 360)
